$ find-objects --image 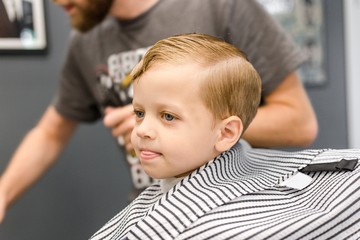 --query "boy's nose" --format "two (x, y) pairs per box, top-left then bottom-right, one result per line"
(136, 117), (156, 139)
